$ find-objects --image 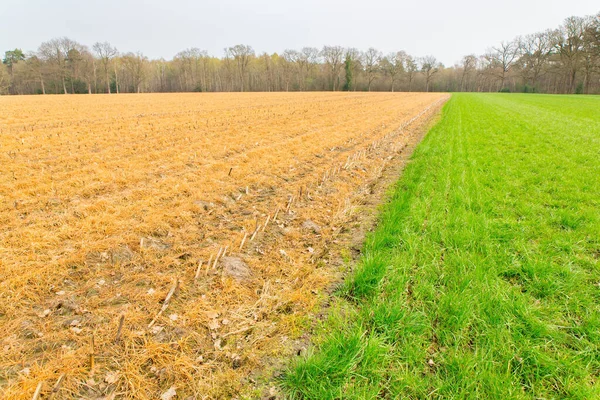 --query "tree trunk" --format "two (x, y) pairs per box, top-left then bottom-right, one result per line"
(40, 75), (46, 95)
(332, 71), (336, 91)
(239, 67), (244, 92)
(216, 72), (222, 92)
(114, 64), (120, 94)
(62, 75), (68, 94)
(93, 61), (98, 94)
(7, 66), (13, 95)
(584, 70), (591, 94)
(106, 69), (111, 94)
